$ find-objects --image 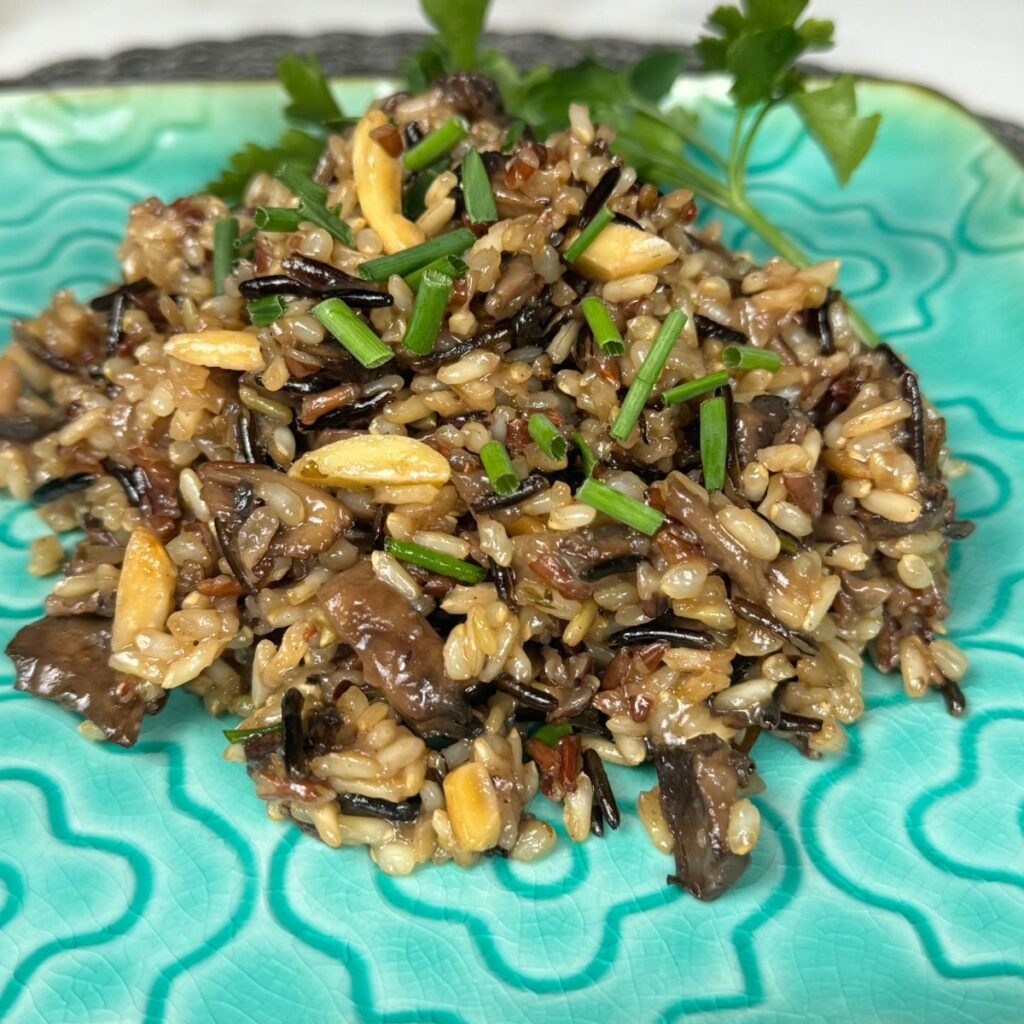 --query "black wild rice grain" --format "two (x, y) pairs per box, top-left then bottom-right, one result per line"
(939, 677), (967, 717)
(281, 687), (305, 774)
(731, 596), (819, 656)
(493, 673), (559, 712)
(583, 747), (620, 829)
(579, 553), (644, 582)
(693, 313), (746, 345)
(900, 370), (926, 470)
(772, 711), (823, 733)
(608, 622), (718, 650)
(578, 166), (620, 231)
(489, 558), (516, 604)
(102, 460), (143, 507)
(336, 792), (422, 823)
(31, 472), (96, 505)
